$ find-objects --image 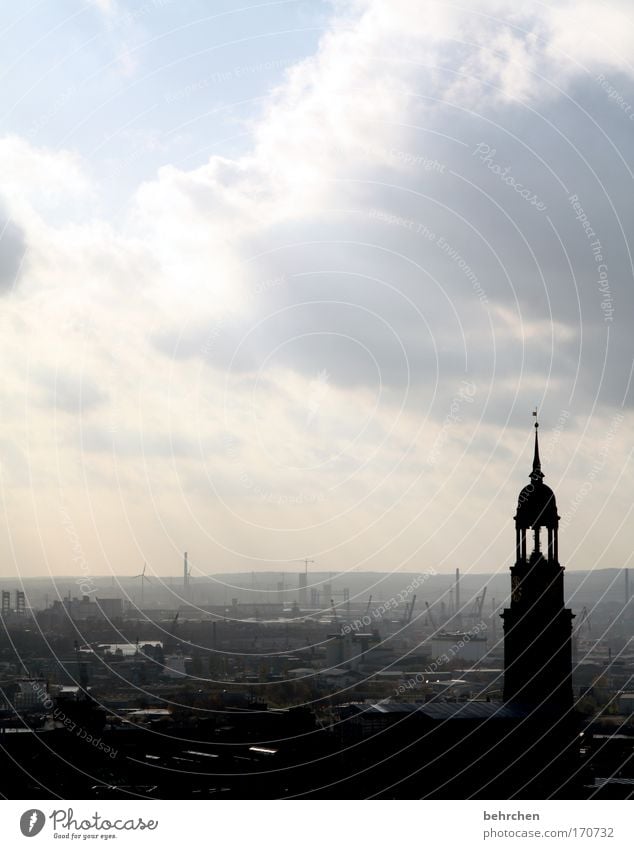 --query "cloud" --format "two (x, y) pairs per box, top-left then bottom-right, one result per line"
(0, 137), (92, 212)
(0, 206), (26, 294)
(2, 1), (634, 574)
(118, 0), (631, 423)
(33, 370), (108, 414)
(88, 0), (117, 15)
